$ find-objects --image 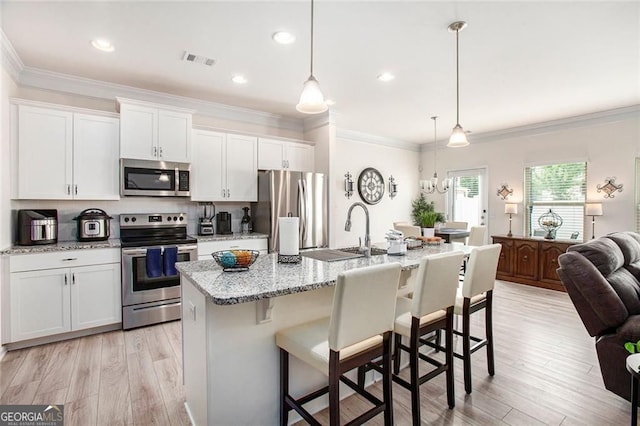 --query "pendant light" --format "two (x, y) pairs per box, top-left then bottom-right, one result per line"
(447, 21), (469, 148)
(296, 0), (327, 114)
(421, 116), (451, 194)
